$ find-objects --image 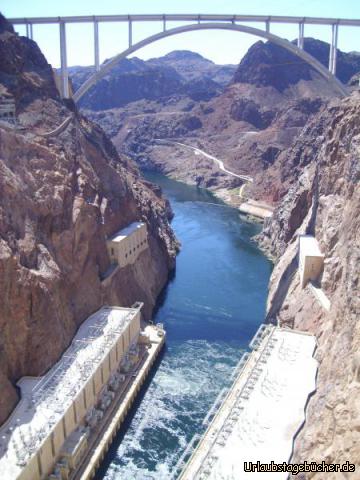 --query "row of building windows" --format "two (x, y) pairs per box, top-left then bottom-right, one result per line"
(124, 239), (147, 258)
(110, 240), (147, 259)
